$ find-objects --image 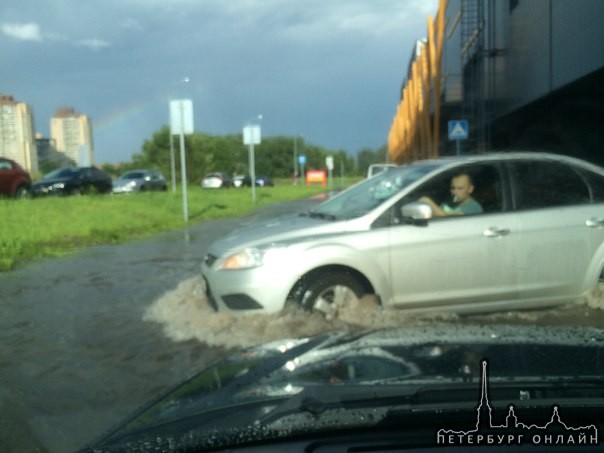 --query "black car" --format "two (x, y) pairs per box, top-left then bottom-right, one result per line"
(32, 166), (113, 196)
(255, 175), (274, 187)
(237, 175), (274, 187)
